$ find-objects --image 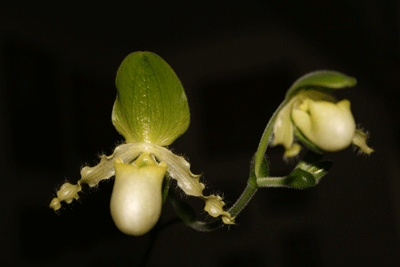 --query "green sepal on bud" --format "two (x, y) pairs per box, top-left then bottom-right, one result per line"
(285, 70), (357, 100)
